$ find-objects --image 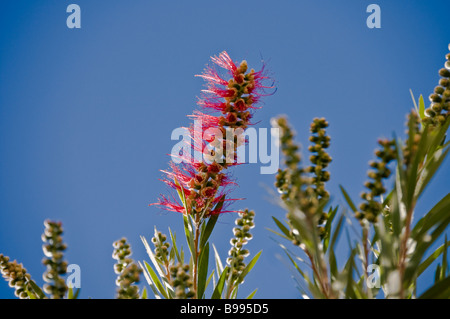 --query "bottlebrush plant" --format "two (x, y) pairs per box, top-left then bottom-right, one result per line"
(141, 51), (271, 299)
(1, 47), (449, 299)
(270, 44), (450, 299)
